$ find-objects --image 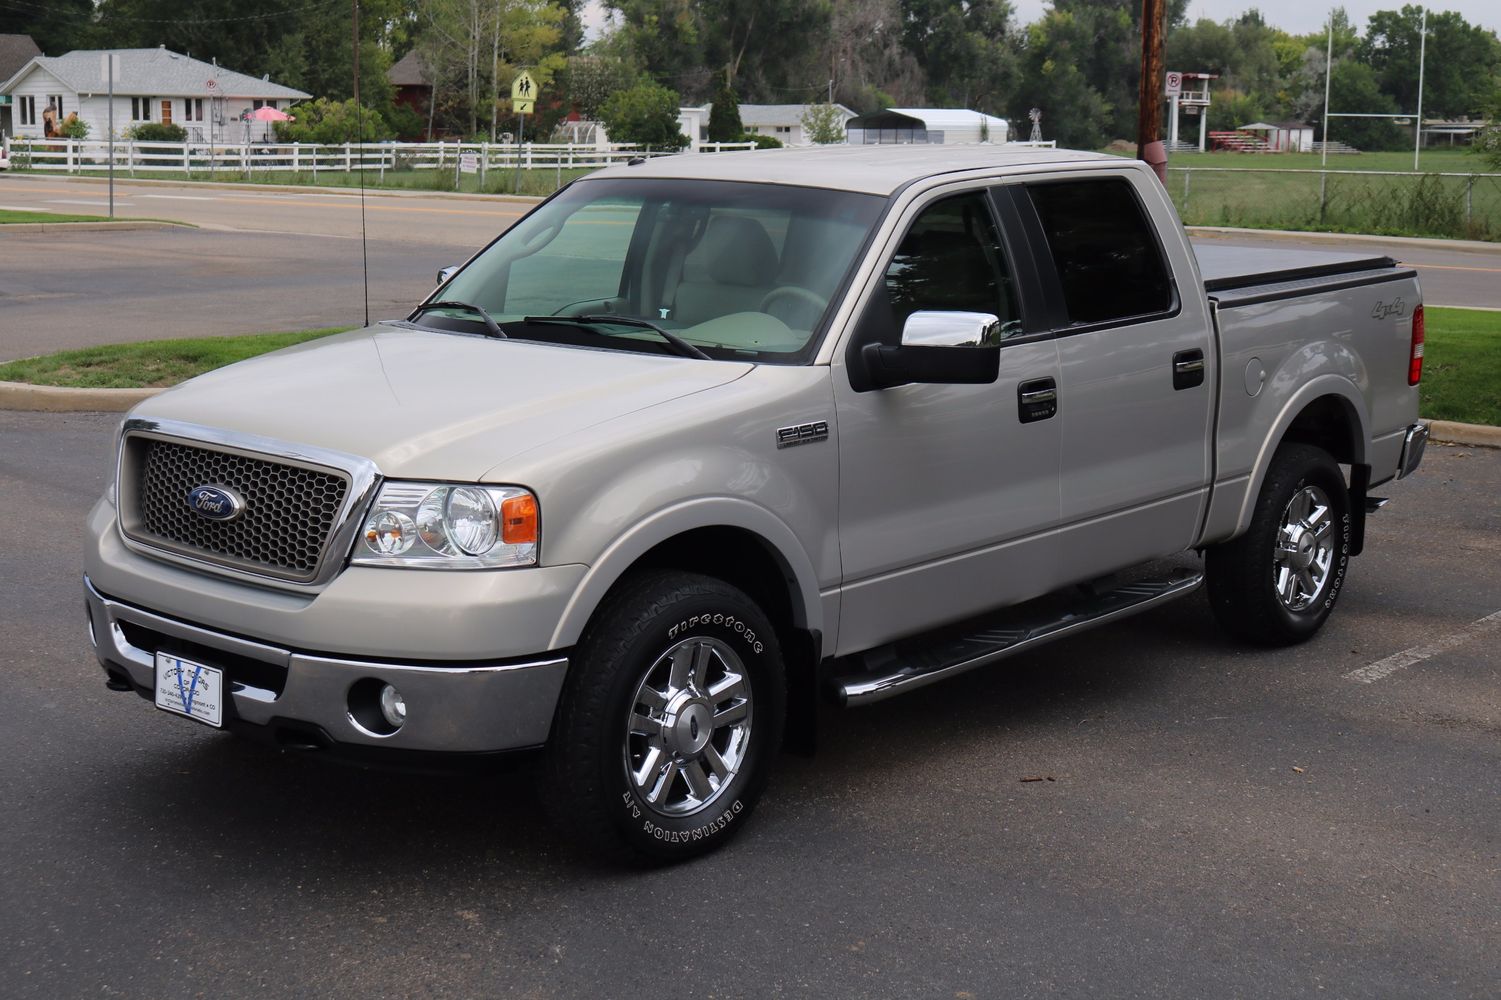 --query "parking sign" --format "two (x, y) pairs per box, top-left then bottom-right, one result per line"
(1165, 71), (1183, 96)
